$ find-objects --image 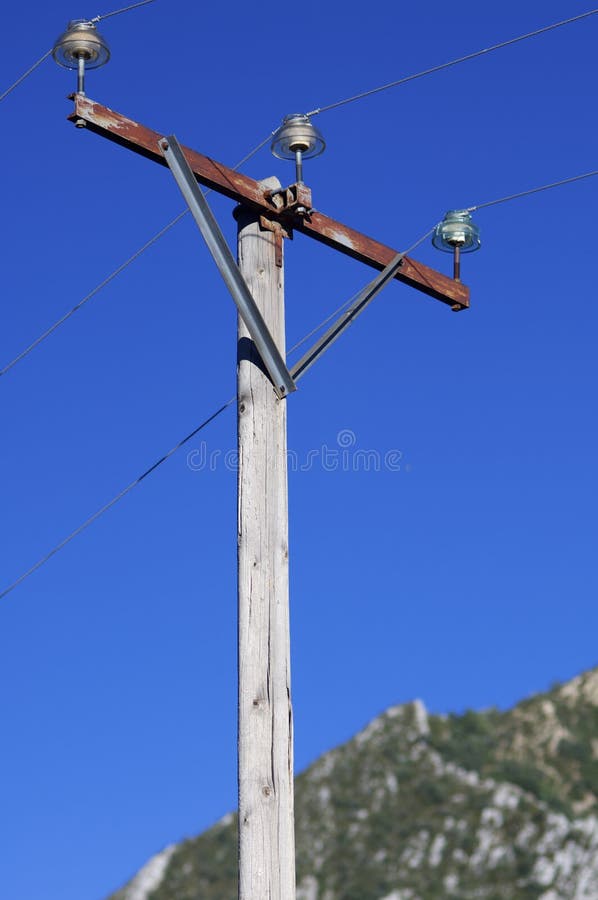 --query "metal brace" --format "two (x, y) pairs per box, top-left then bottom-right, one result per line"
(259, 217), (292, 268)
(160, 135), (296, 397)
